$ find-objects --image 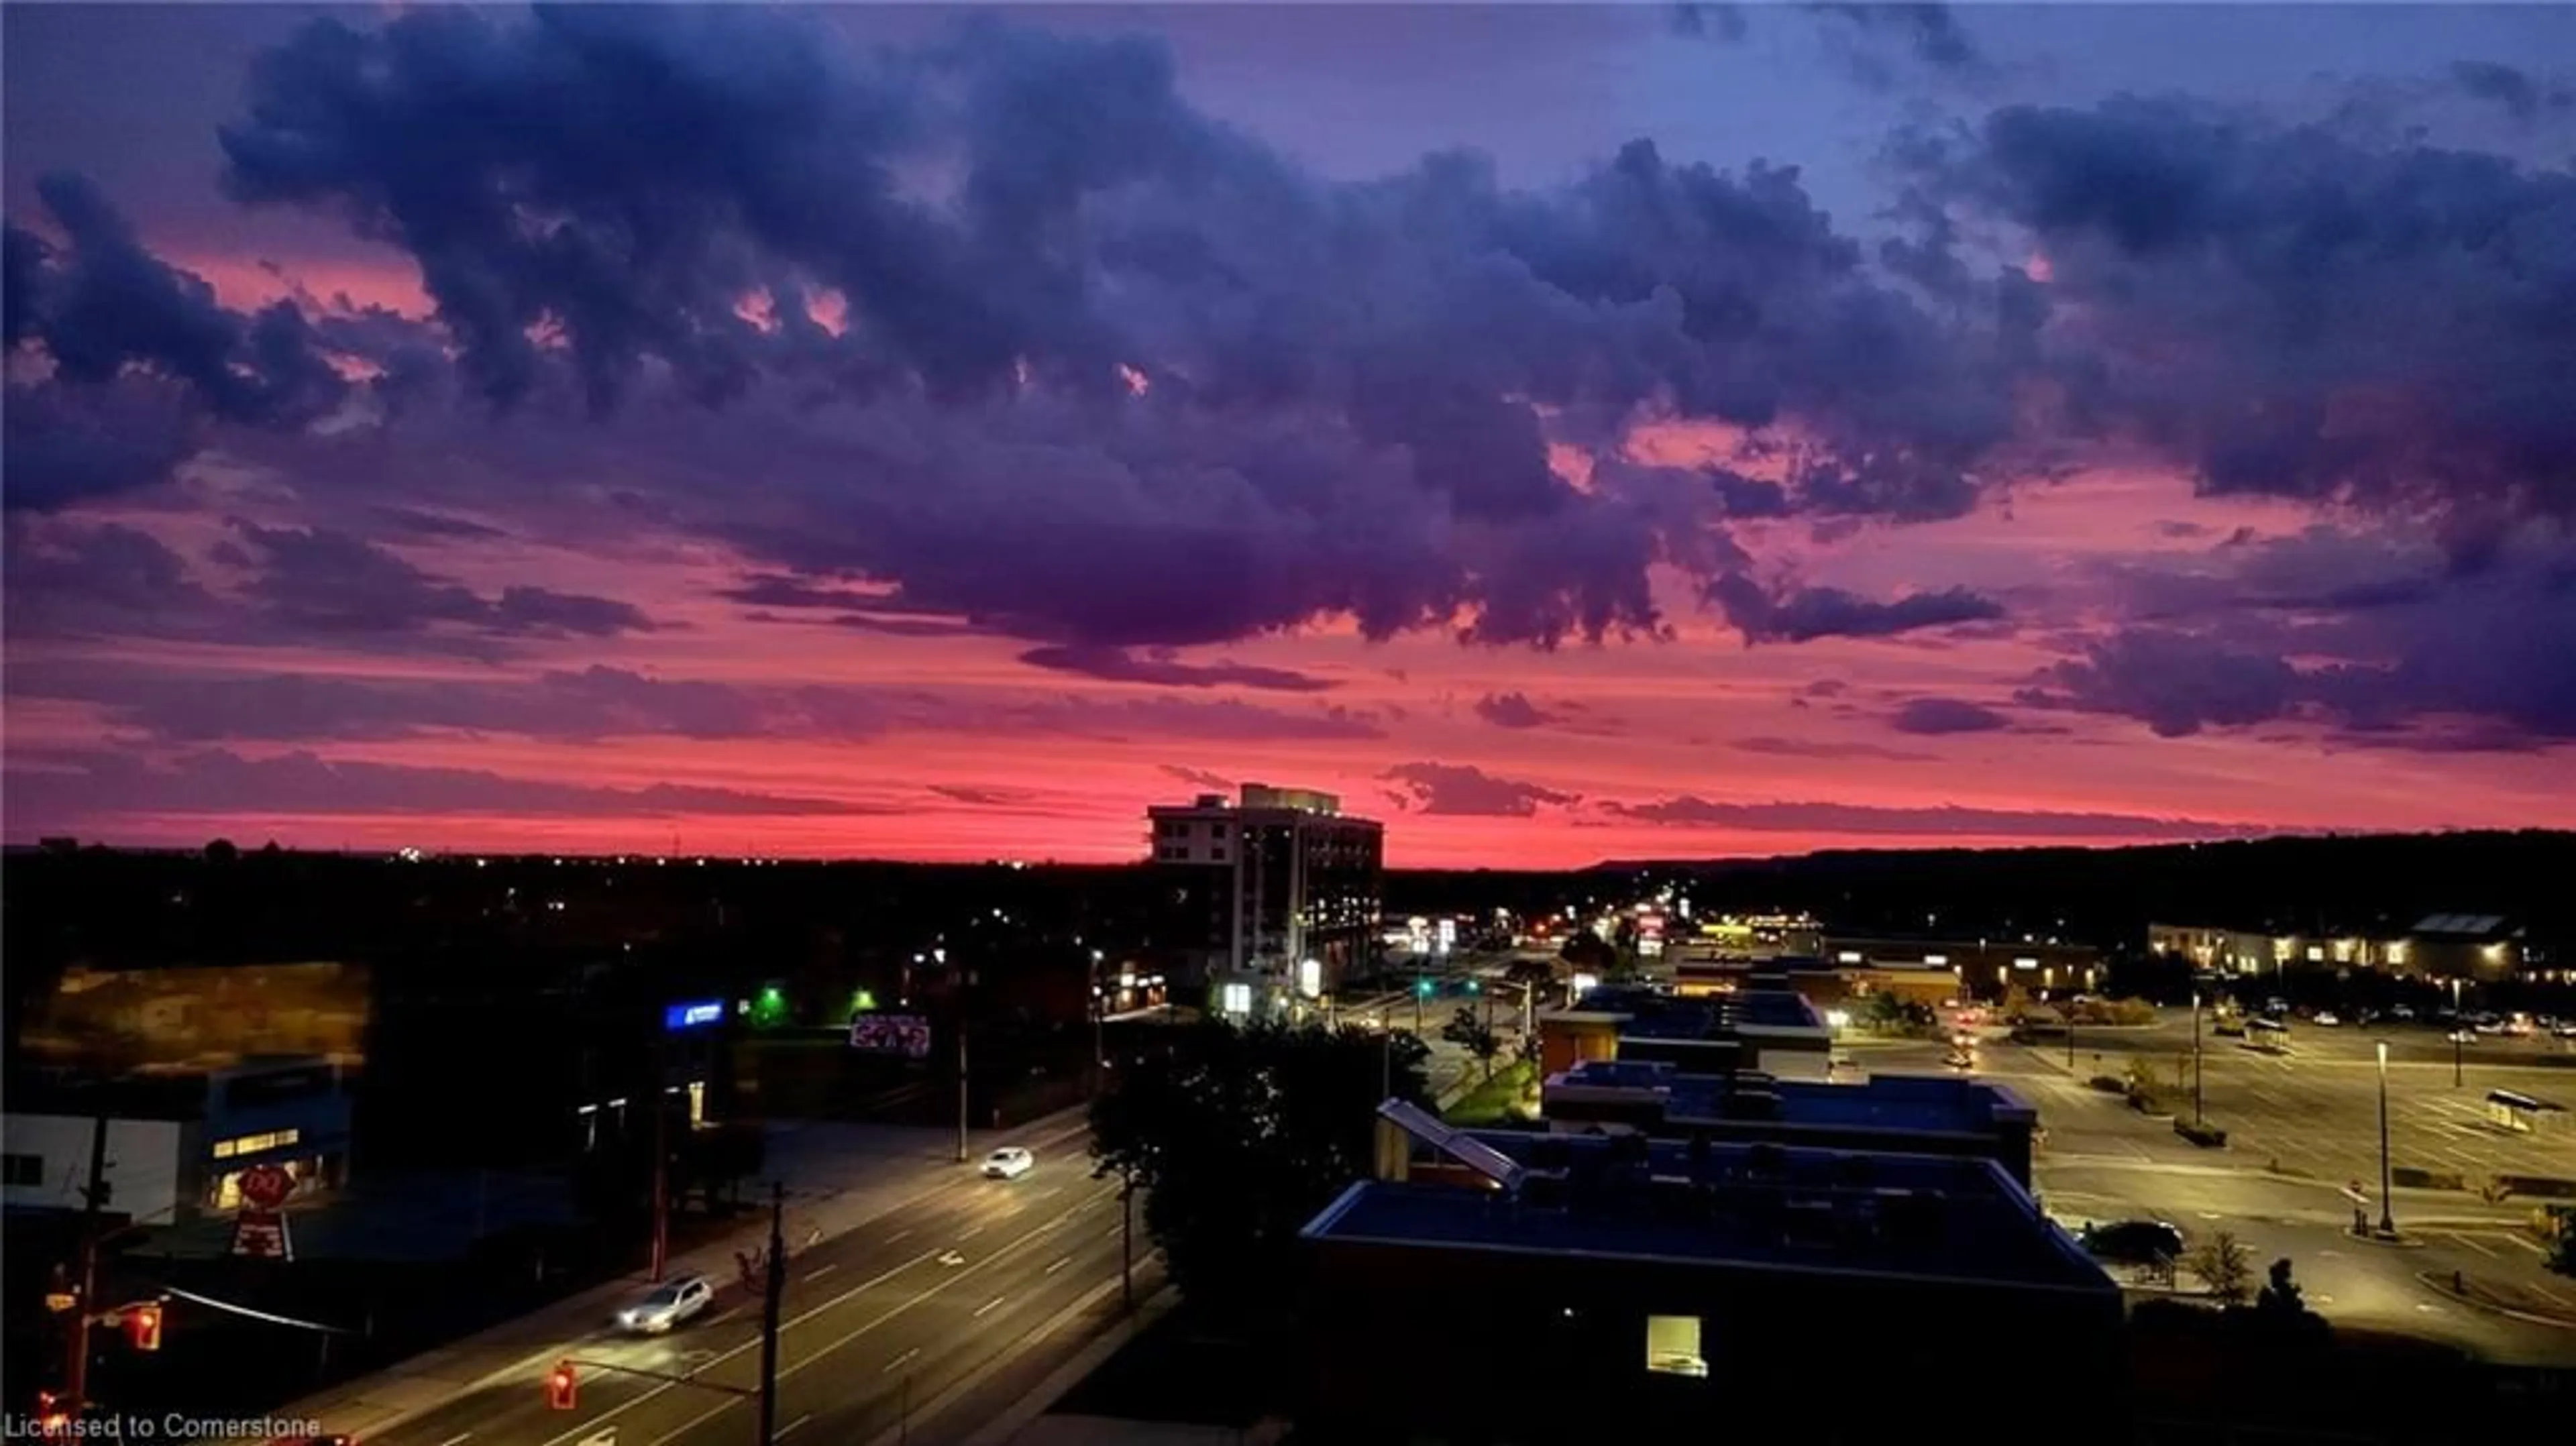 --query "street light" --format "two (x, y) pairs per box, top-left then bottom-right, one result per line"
(2375, 1040), (2396, 1236)
(2190, 989), (2204, 1127)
